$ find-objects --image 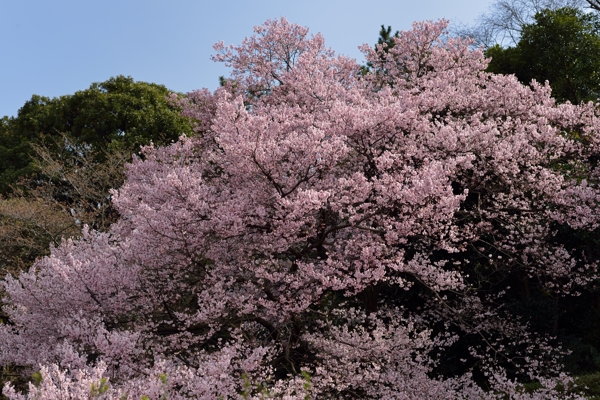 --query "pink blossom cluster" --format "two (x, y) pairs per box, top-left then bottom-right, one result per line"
(3, 17), (600, 398)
